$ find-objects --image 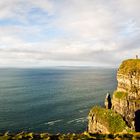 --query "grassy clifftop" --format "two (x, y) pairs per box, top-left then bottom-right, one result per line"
(118, 59), (140, 75)
(89, 106), (128, 133)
